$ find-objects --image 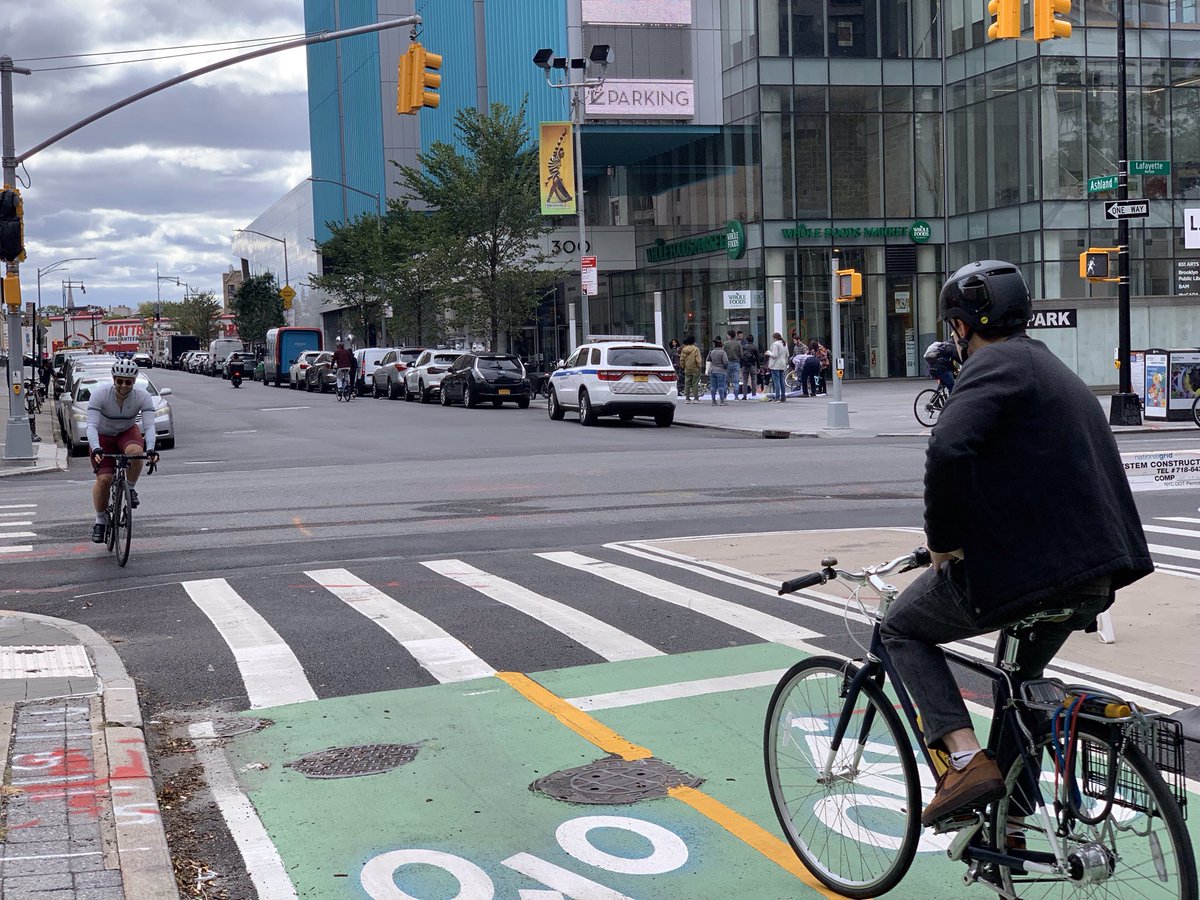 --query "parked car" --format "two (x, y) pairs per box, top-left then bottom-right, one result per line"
(439, 353), (531, 409)
(547, 340), (677, 426)
(303, 351), (338, 392)
(58, 373), (175, 456)
(132, 351), (153, 368)
(61, 355), (118, 398)
(52, 349), (93, 398)
(354, 347), (394, 396)
(402, 350), (462, 403)
(371, 347), (424, 399)
(289, 351), (325, 389)
(186, 352), (211, 374)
